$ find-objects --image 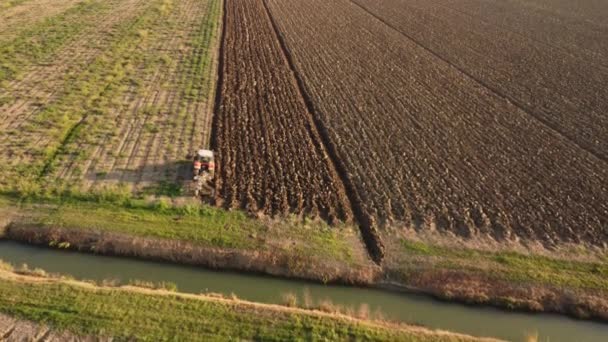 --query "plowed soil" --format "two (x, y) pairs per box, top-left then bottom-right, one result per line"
(212, 0), (352, 222)
(263, 0), (608, 255)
